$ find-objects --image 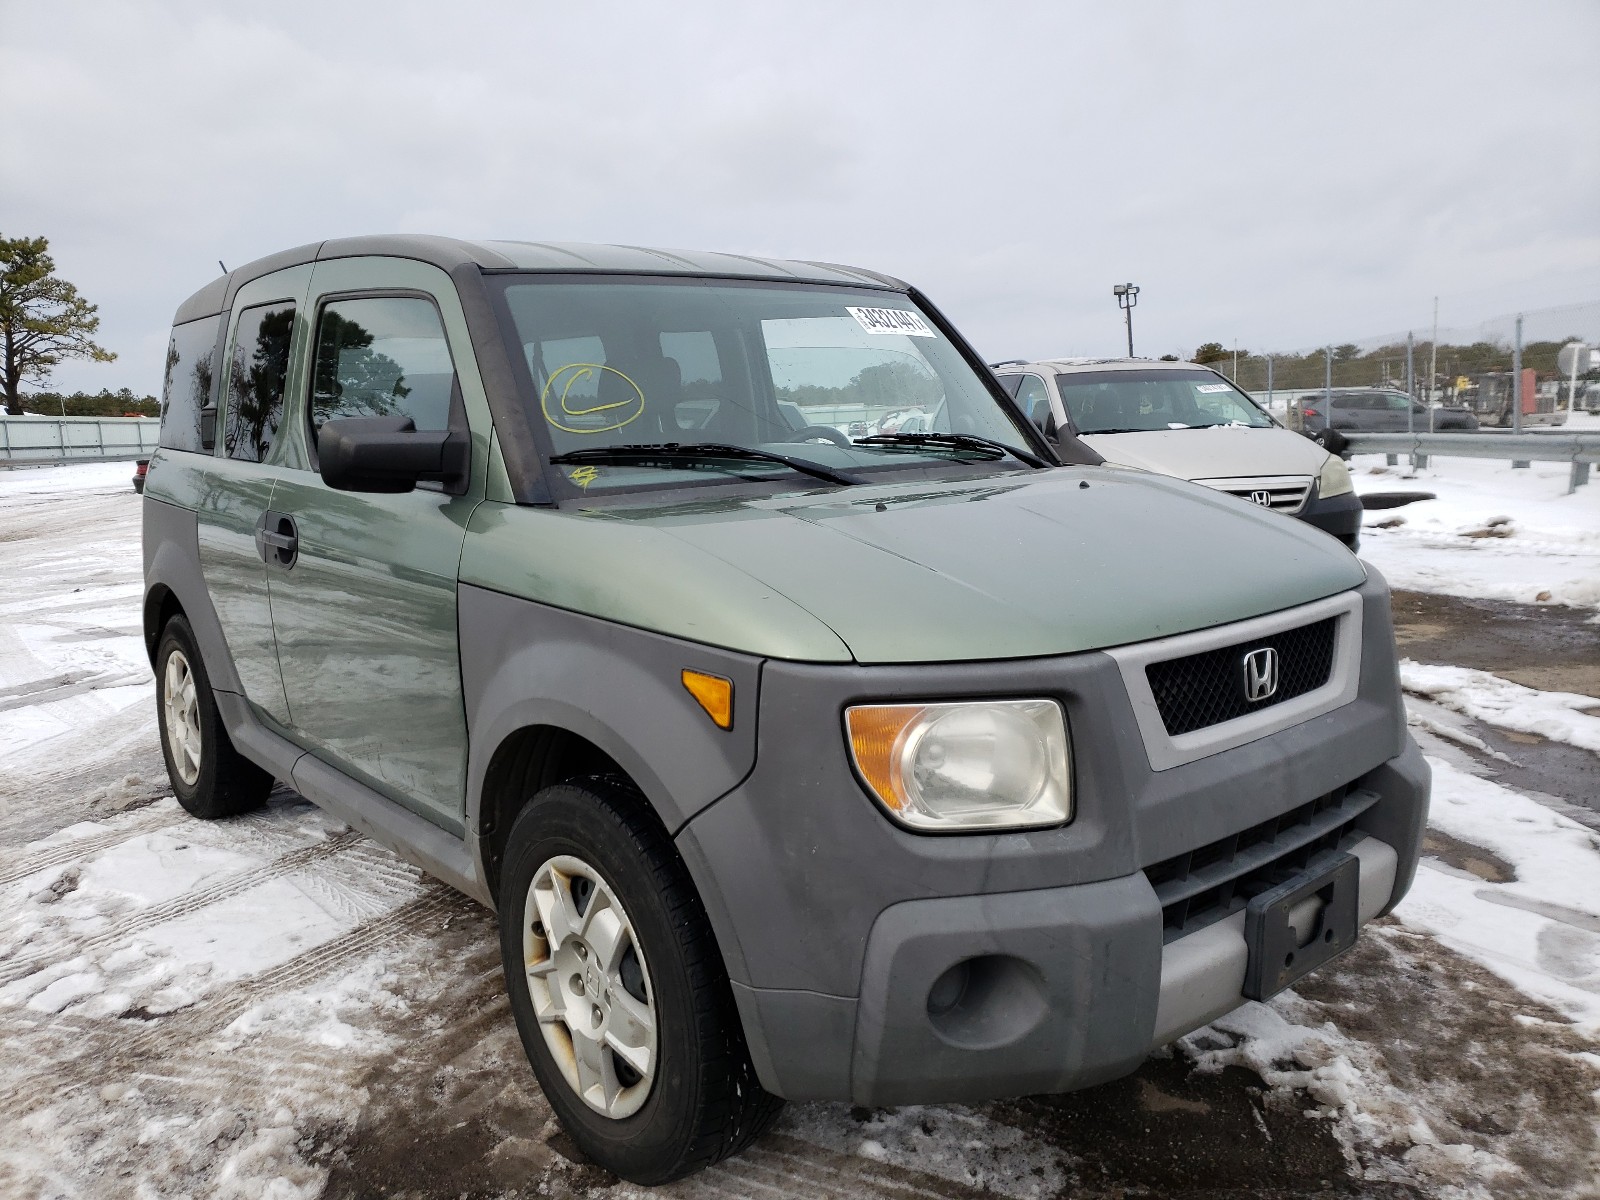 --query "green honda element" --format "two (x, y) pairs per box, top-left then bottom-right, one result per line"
(141, 236), (1428, 1184)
